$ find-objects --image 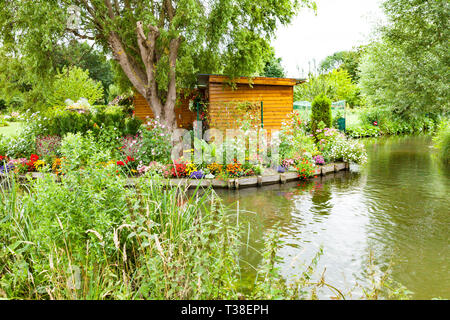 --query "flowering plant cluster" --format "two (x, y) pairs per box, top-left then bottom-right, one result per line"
(313, 155), (325, 165)
(294, 158), (316, 180)
(171, 161), (188, 178)
(36, 135), (62, 161)
(281, 158), (295, 170)
(190, 170), (204, 179)
(139, 118), (172, 164)
(137, 161), (171, 178)
(116, 156), (138, 175)
(119, 134), (143, 160)
(224, 159), (256, 178)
